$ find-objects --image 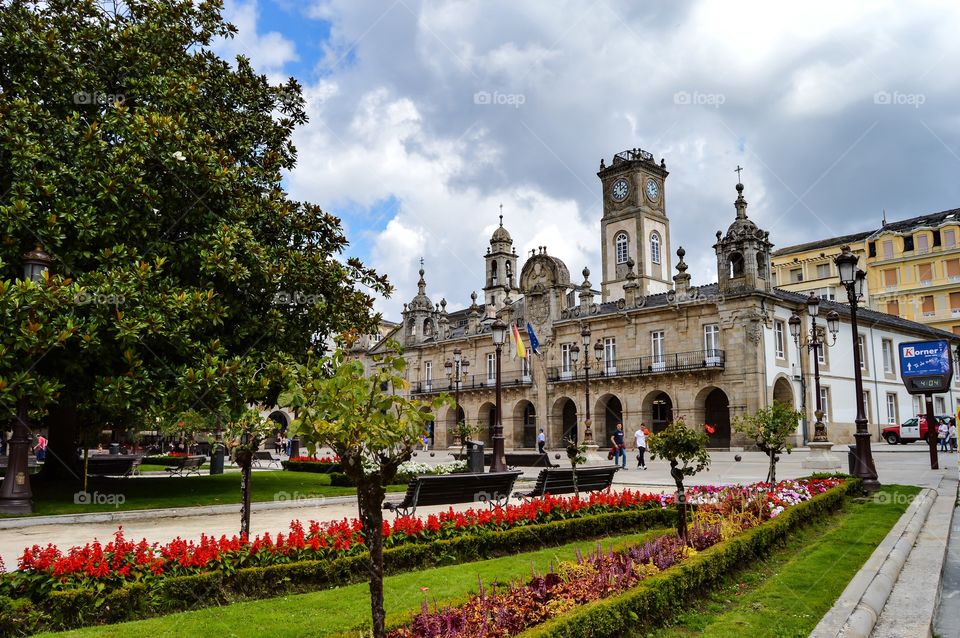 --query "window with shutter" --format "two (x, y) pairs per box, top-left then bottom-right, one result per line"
(883, 269), (898, 287)
(919, 263), (933, 283)
(887, 300), (900, 316)
(947, 259), (960, 279)
(922, 295), (935, 316)
(945, 229), (957, 248)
